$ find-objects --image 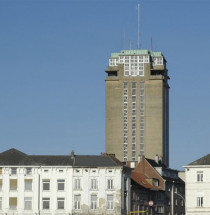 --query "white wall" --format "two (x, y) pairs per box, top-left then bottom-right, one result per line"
(185, 165), (210, 215)
(0, 165), (127, 215)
